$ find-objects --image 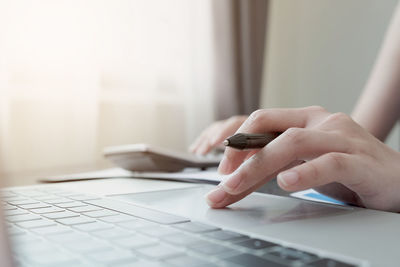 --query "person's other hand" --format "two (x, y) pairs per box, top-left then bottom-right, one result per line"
(206, 106), (400, 212)
(189, 115), (247, 155)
